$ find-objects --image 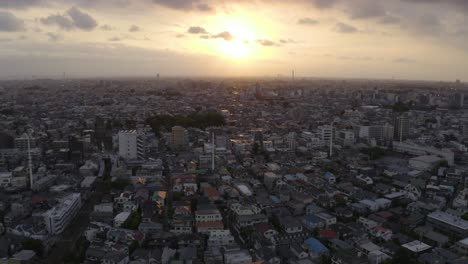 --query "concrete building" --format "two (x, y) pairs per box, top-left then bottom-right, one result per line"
(409, 155), (444, 171)
(207, 229), (235, 247)
(171, 126), (188, 149)
(394, 114), (410, 141)
(14, 136), (36, 151)
(427, 211), (468, 238)
(455, 238), (468, 255)
(43, 193), (82, 234)
(118, 130), (144, 160)
(393, 141), (454, 165)
(318, 125), (334, 146)
(223, 248), (252, 264)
